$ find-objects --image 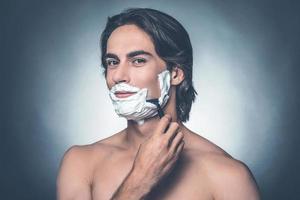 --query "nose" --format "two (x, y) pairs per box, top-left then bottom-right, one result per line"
(112, 61), (130, 84)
